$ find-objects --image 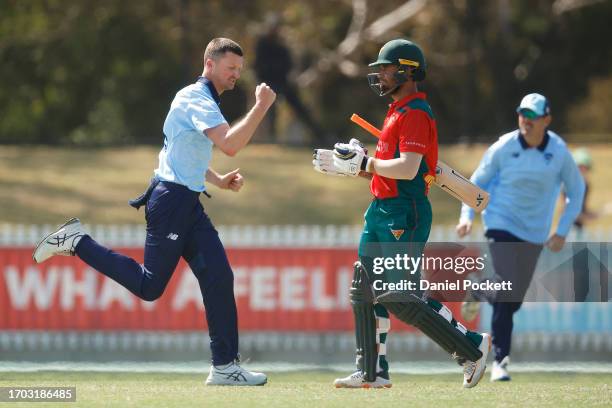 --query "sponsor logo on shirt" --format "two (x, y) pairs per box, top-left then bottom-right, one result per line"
(401, 140), (426, 149)
(376, 141), (390, 154)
